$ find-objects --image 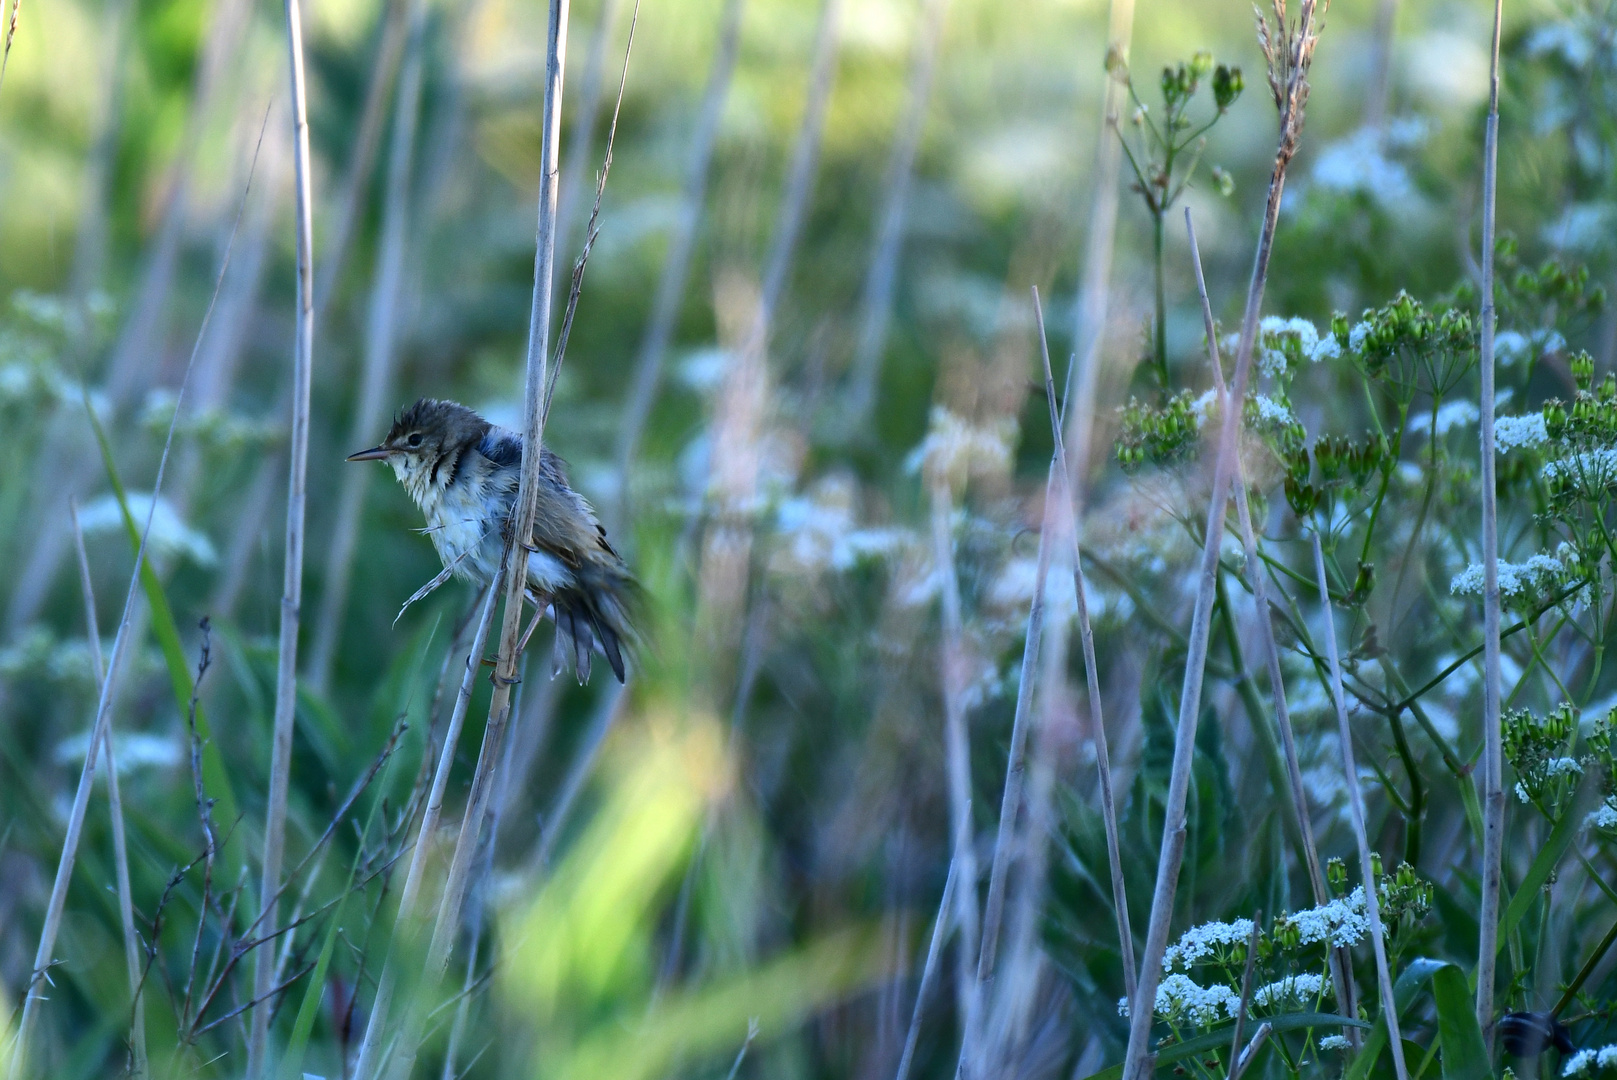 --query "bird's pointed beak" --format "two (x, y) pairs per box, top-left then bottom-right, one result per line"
(347, 445), (392, 462)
